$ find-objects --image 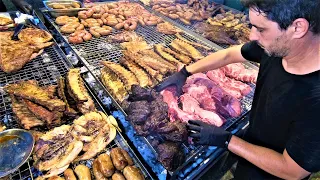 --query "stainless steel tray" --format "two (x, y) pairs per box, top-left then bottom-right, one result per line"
(43, 0), (86, 17)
